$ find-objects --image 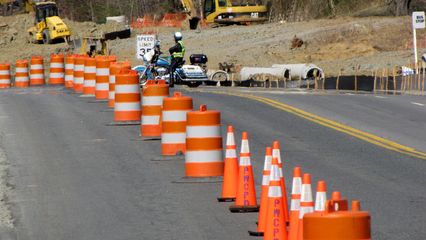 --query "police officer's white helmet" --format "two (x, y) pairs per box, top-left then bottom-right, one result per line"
(174, 32), (182, 41)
